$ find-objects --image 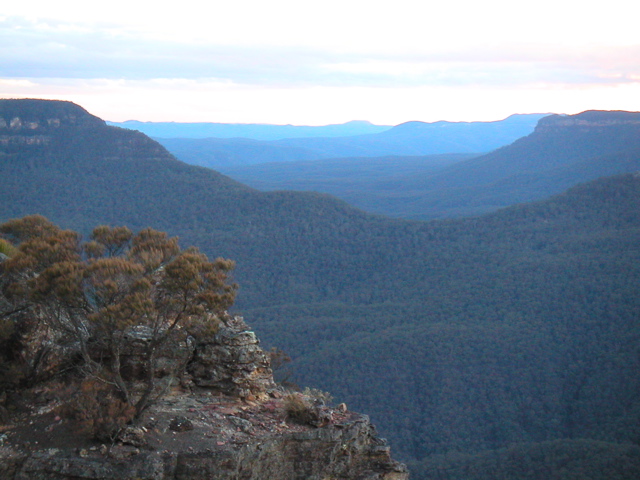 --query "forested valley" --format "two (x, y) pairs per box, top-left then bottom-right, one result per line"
(2, 99), (640, 479)
(214, 111), (640, 220)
